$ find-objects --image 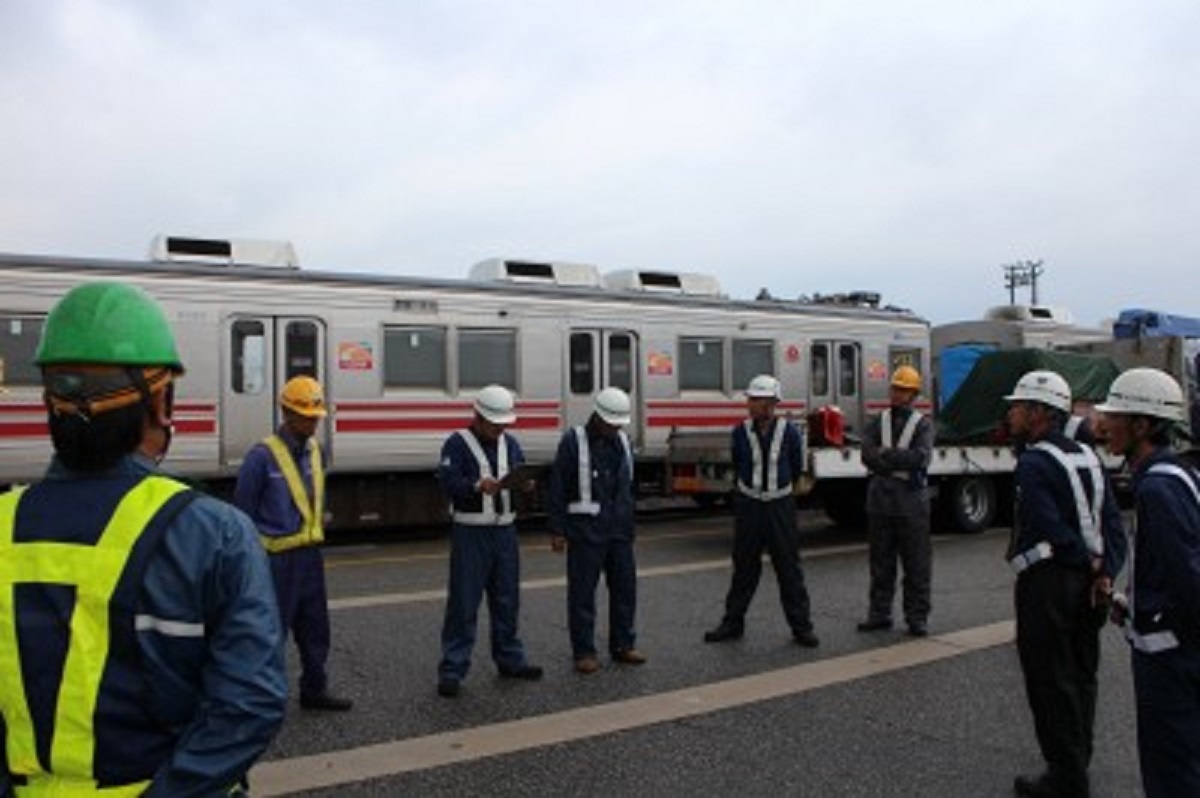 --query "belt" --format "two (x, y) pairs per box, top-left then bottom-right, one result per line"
(1009, 542), (1053, 575)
